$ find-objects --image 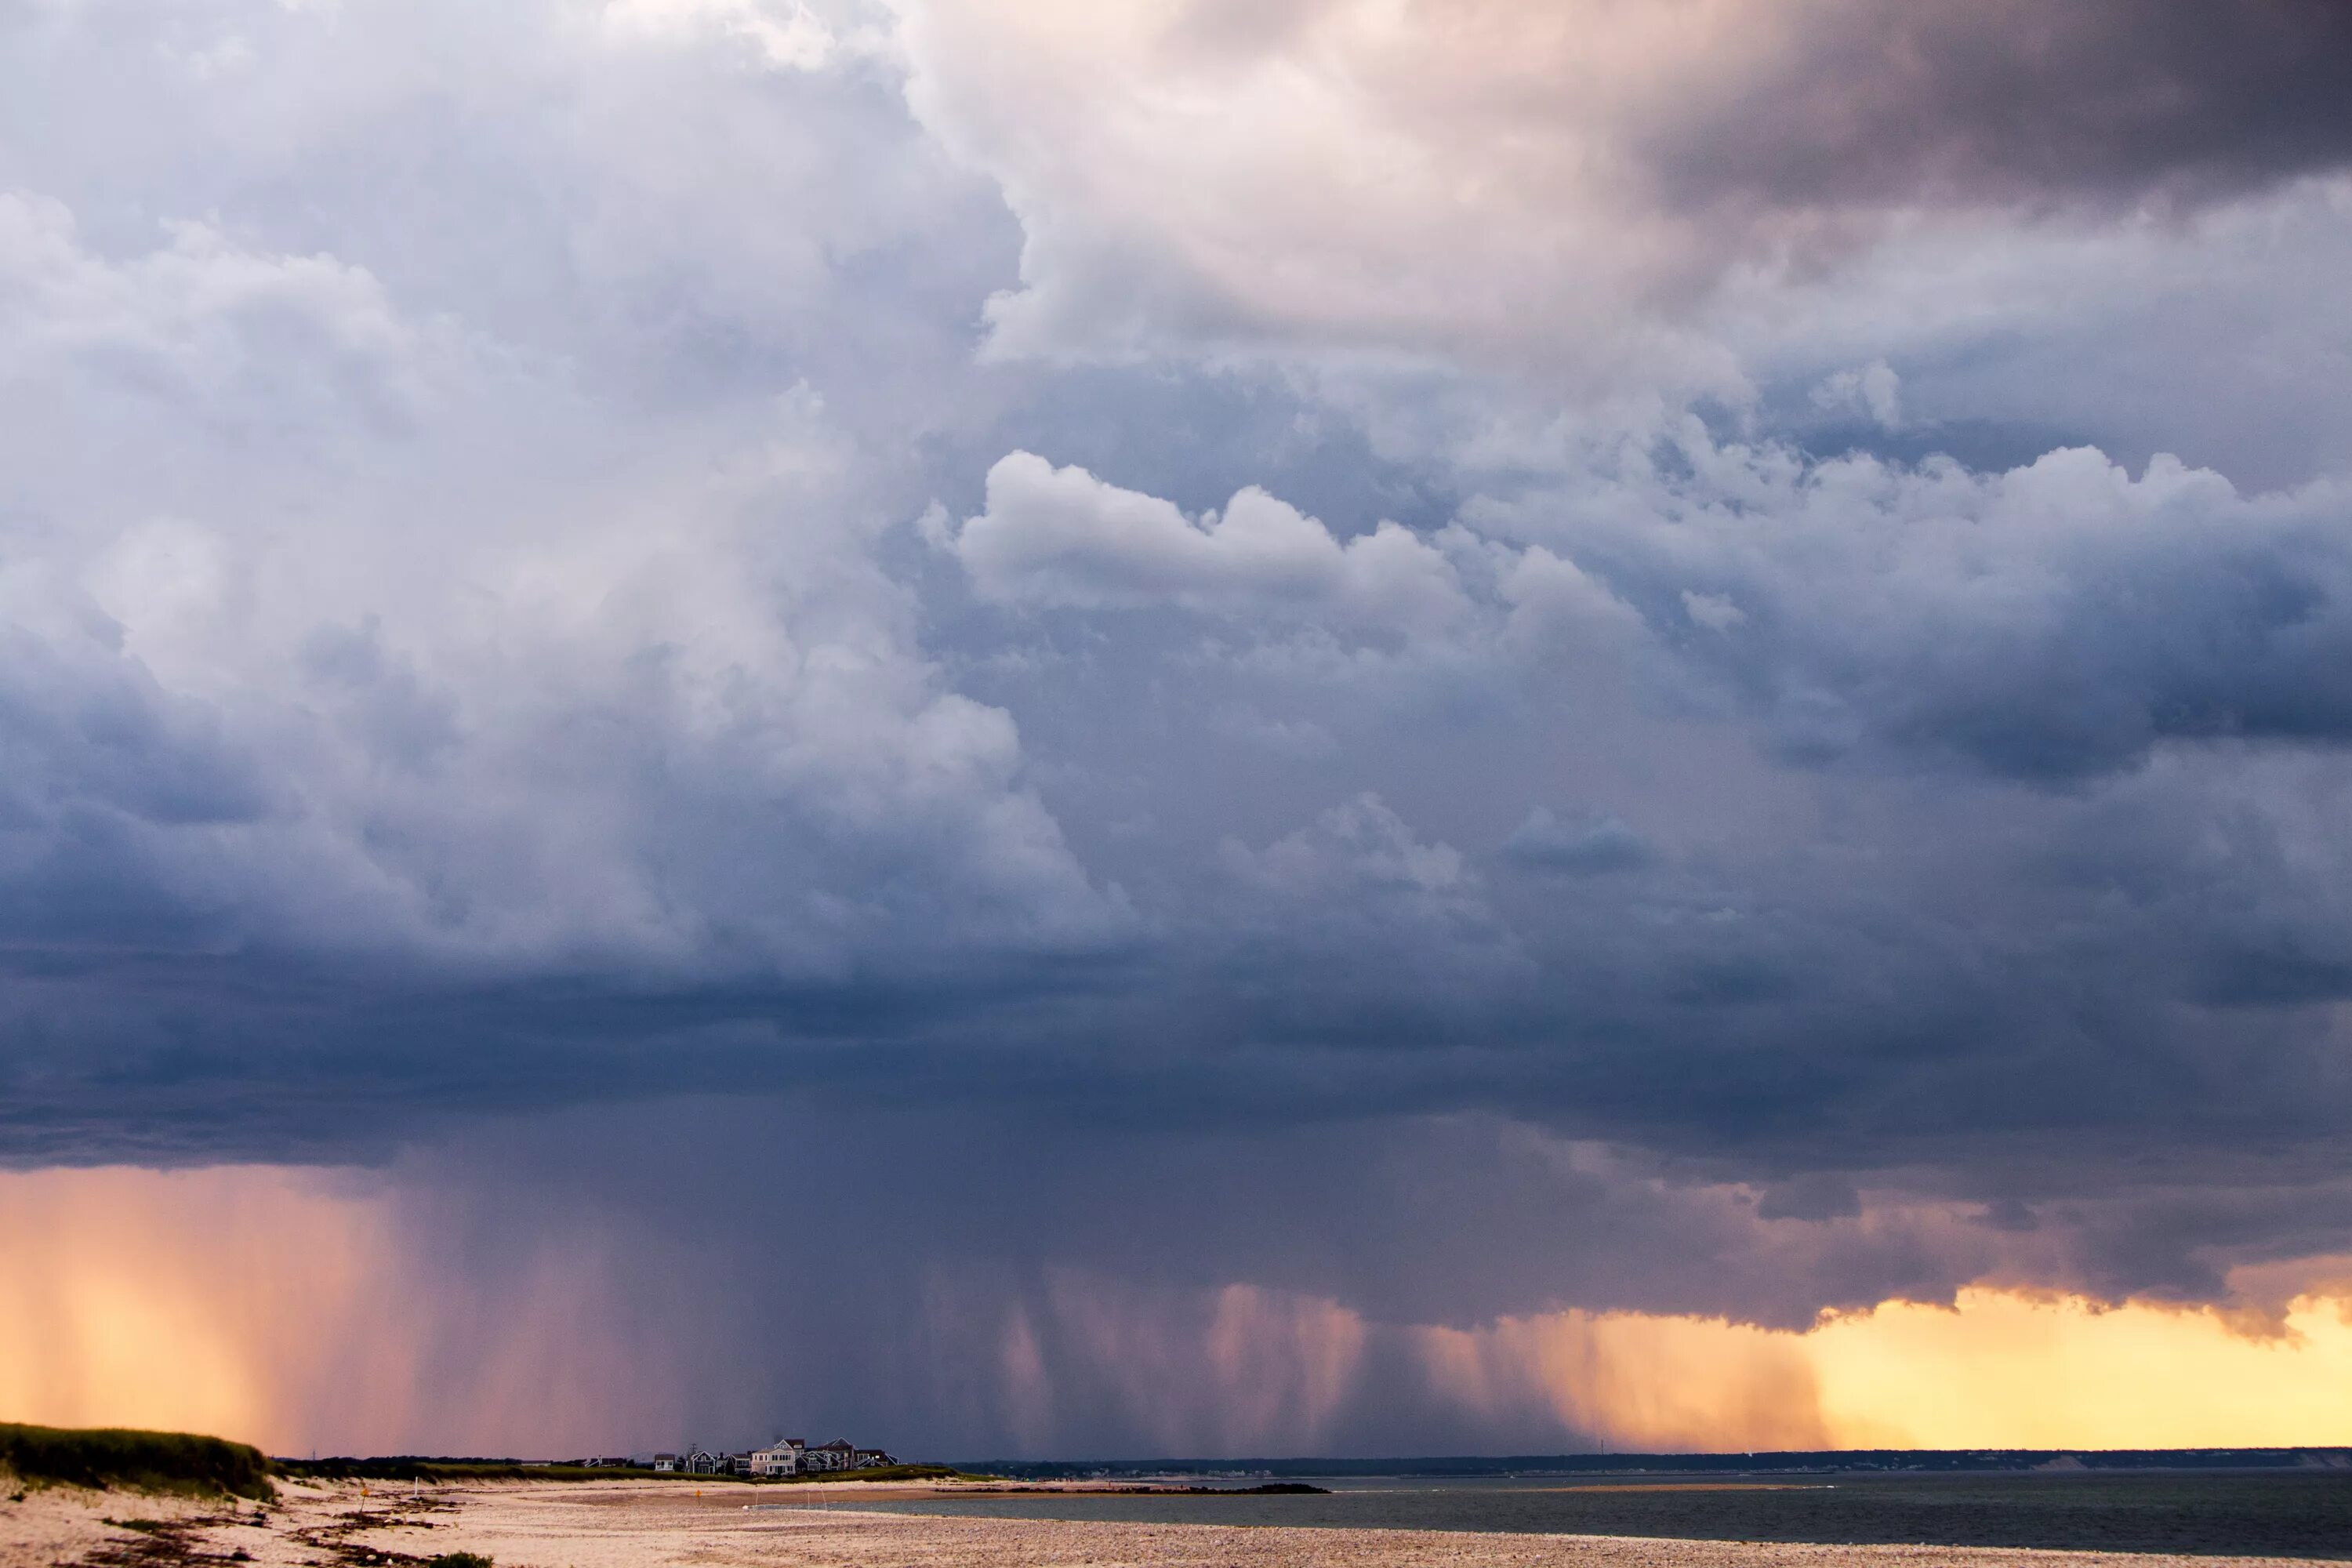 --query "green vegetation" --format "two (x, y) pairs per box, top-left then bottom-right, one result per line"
(0, 1422), (989, 1507)
(0, 1423), (274, 1500)
(761, 1464), (993, 1484)
(276, 1457), (621, 1484)
(274, 1457), (757, 1483)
